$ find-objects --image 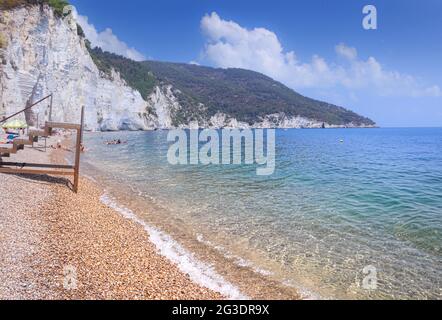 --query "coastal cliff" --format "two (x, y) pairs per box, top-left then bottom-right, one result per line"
(0, 4), (376, 130)
(0, 5), (153, 131)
